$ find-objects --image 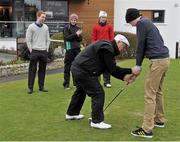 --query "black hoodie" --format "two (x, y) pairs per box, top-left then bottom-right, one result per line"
(63, 23), (82, 50)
